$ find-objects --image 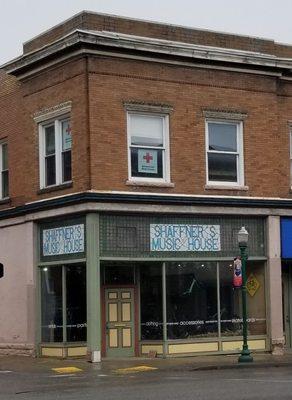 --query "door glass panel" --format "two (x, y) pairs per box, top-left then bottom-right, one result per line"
(122, 303), (131, 322)
(108, 292), (118, 299)
(122, 328), (131, 347)
(108, 303), (118, 322)
(122, 292), (131, 299)
(109, 329), (118, 347)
